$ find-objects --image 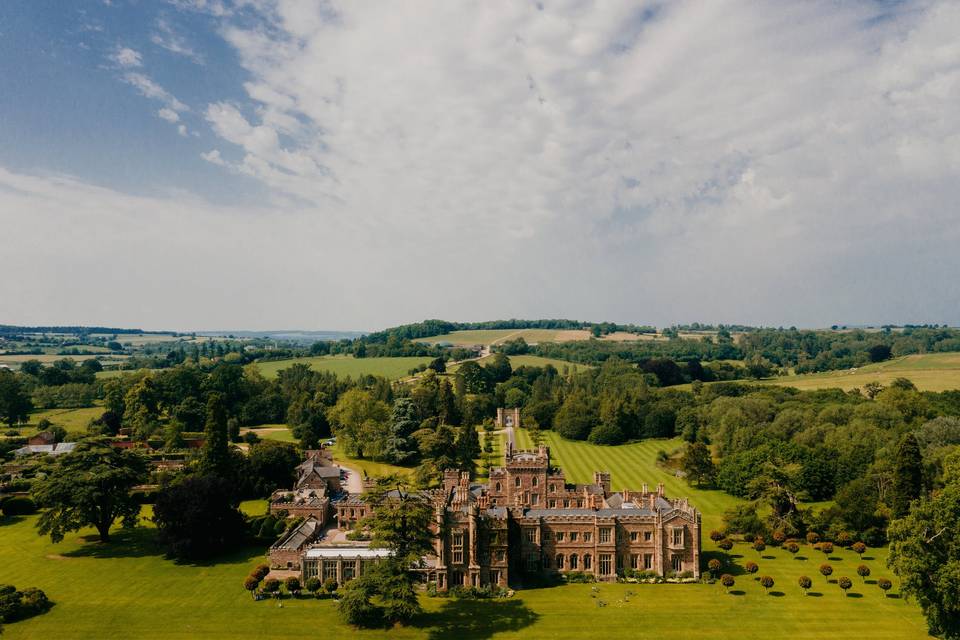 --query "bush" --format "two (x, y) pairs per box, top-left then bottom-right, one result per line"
(562, 571), (596, 583)
(305, 577), (322, 595)
(252, 564), (270, 581)
(262, 578), (280, 596)
(0, 584), (52, 622)
(243, 431), (261, 444)
(284, 576), (301, 595)
(759, 575), (774, 591)
(806, 532), (820, 544)
(1, 496), (37, 516)
(838, 576), (853, 593)
(717, 538), (734, 551)
(877, 578), (893, 592)
(323, 578), (338, 595)
(786, 542), (800, 555)
(857, 564), (871, 580)
(744, 561), (758, 574)
(449, 585), (506, 599)
(709, 530), (724, 542)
